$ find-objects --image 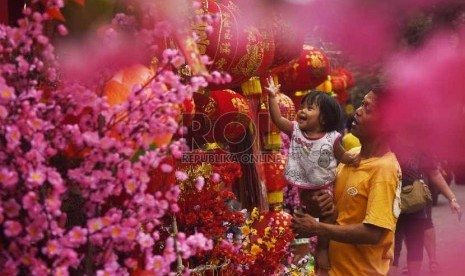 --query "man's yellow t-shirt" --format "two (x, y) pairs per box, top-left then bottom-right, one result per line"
(329, 148), (402, 276)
